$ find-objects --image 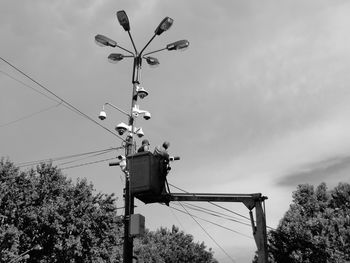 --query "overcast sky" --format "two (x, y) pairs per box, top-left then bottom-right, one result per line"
(1, 1), (350, 262)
